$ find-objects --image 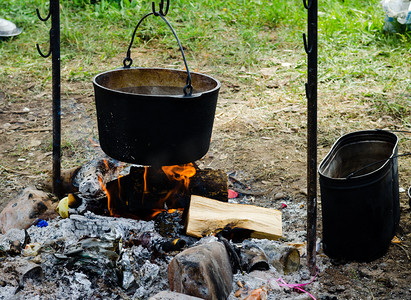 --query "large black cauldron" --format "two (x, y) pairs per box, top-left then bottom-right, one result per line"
(93, 67), (220, 166)
(93, 6), (220, 166)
